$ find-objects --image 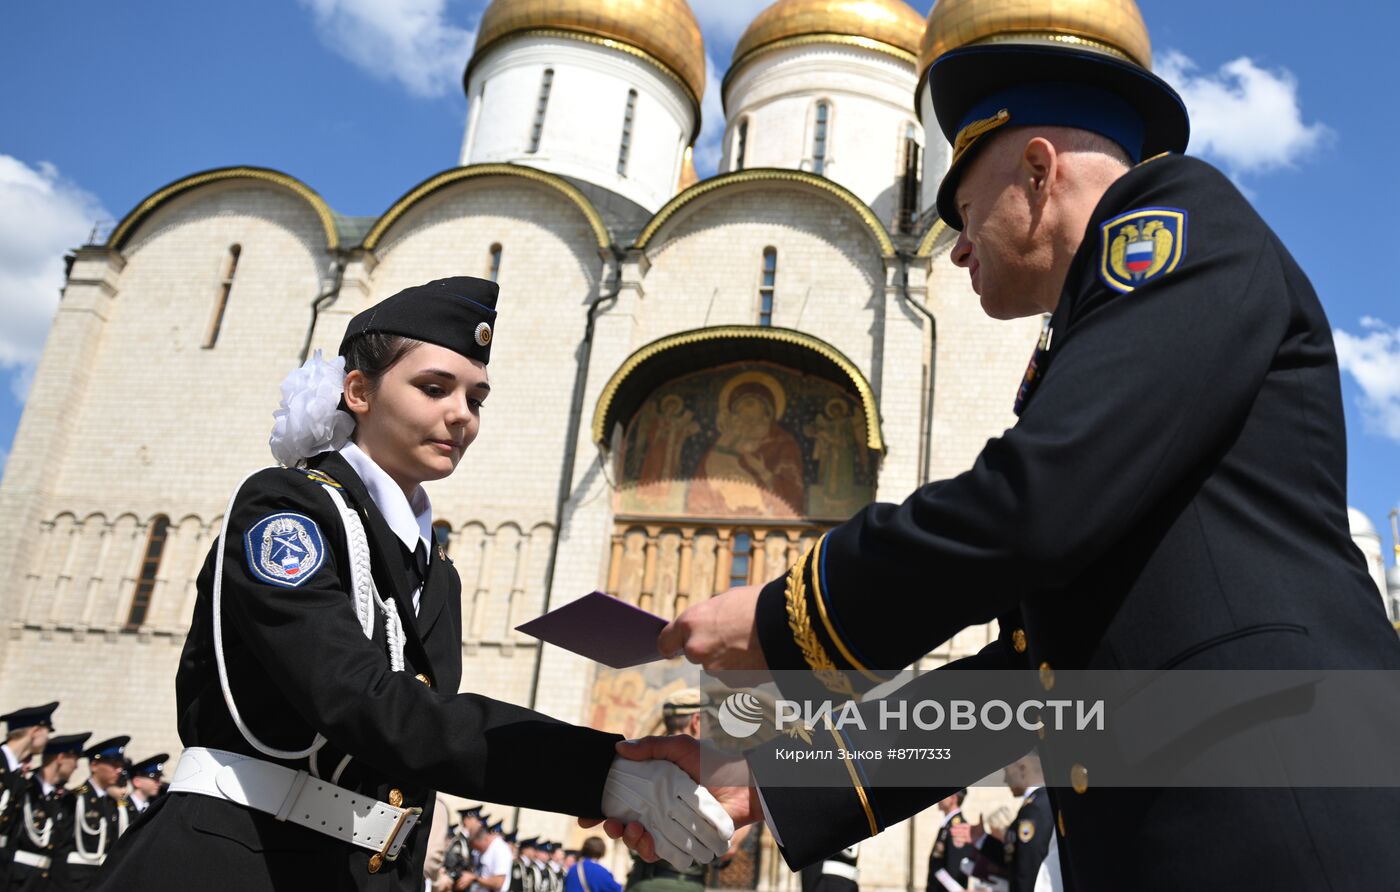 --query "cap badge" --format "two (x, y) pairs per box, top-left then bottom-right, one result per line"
(475, 322), (492, 347)
(1100, 207), (1187, 293)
